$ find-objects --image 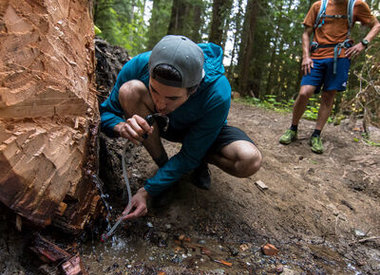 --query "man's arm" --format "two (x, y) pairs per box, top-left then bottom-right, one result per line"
(345, 18), (380, 58)
(301, 26), (314, 75)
